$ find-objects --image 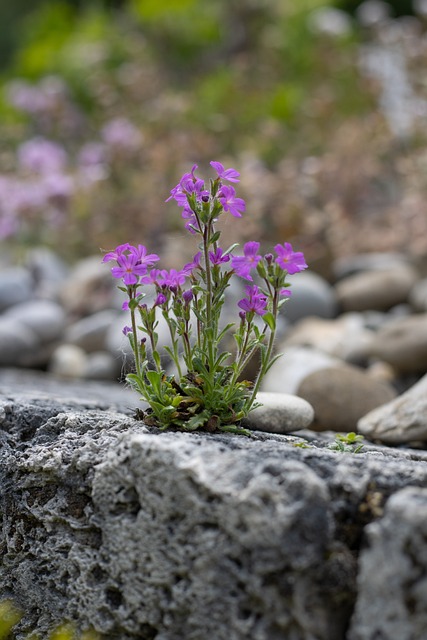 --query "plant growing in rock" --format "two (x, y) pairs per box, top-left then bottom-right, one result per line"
(103, 161), (307, 434)
(328, 432), (364, 454)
